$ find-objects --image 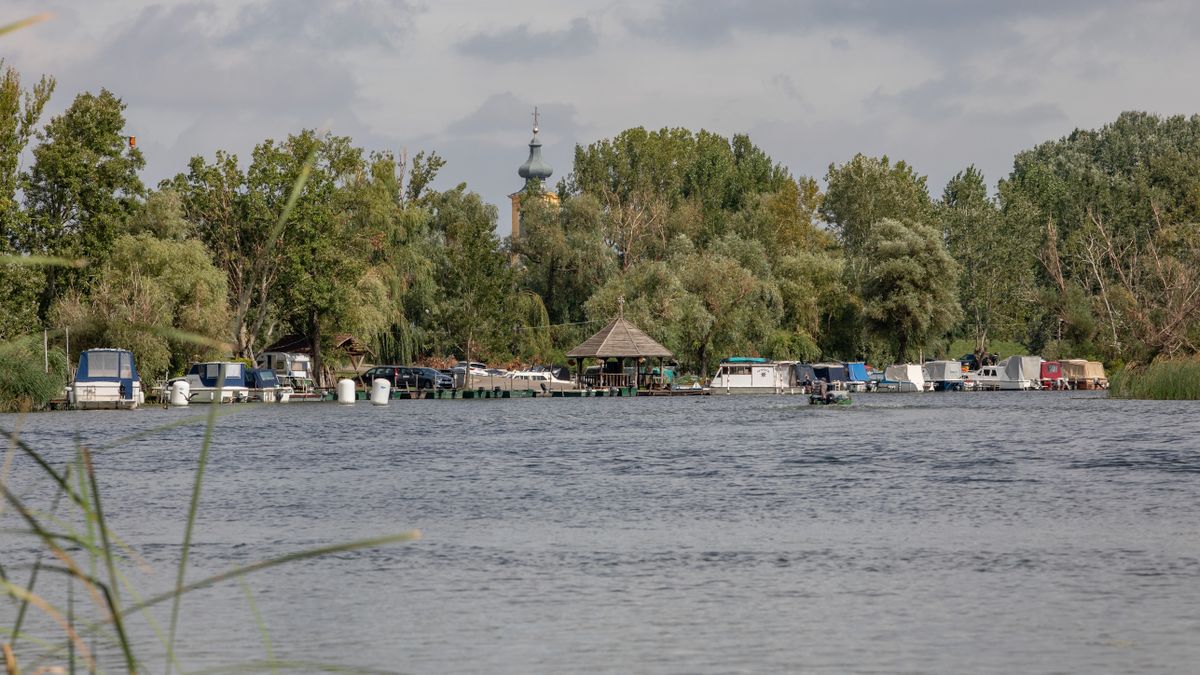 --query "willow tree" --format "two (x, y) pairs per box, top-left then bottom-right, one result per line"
(861, 218), (961, 361)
